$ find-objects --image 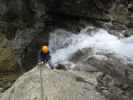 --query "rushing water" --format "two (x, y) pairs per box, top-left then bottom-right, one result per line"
(49, 27), (133, 65)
